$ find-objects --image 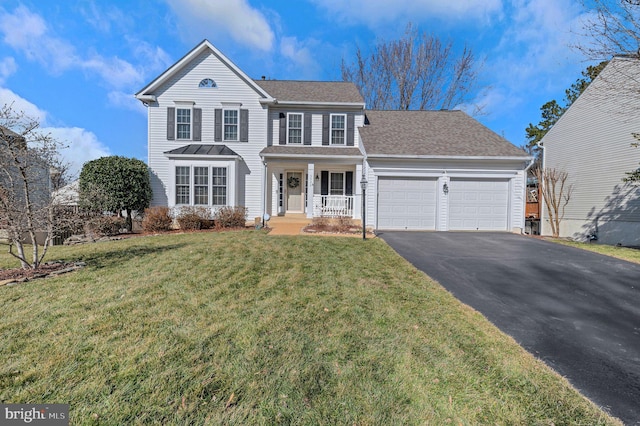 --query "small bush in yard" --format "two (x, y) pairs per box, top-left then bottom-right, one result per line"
(85, 216), (127, 237)
(215, 206), (248, 228)
(176, 206), (213, 230)
(141, 206), (173, 232)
